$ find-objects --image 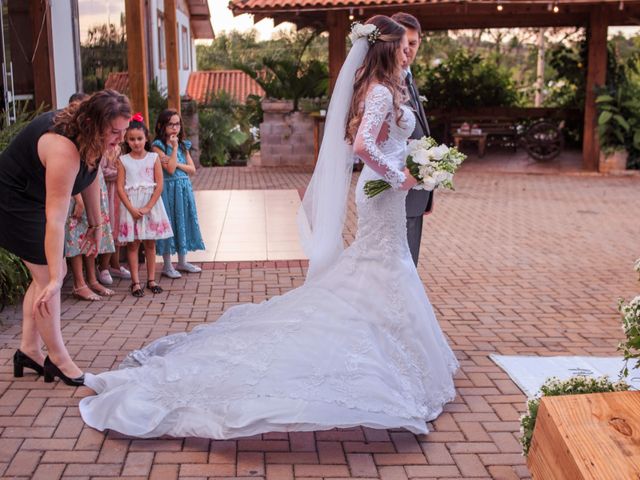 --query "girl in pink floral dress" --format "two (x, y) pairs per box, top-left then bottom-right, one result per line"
(117, 115), (172, 297)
